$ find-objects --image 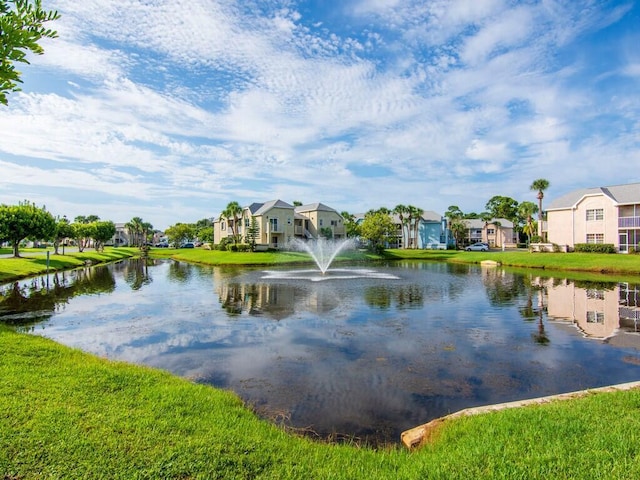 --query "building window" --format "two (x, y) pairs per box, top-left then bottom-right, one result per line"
(269, 218), (278, 231)
(287, 217), (292, 225)
(586, 209), (604, 221)
(586, 311), (604, 324)
(331, 220), (337, 226)
(245, 218), (250, 228)
(319, 219), (324, 226)
(586, 233), (604, 244)
(487, 228), (495, 235)
(586, 289), (605, 300)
